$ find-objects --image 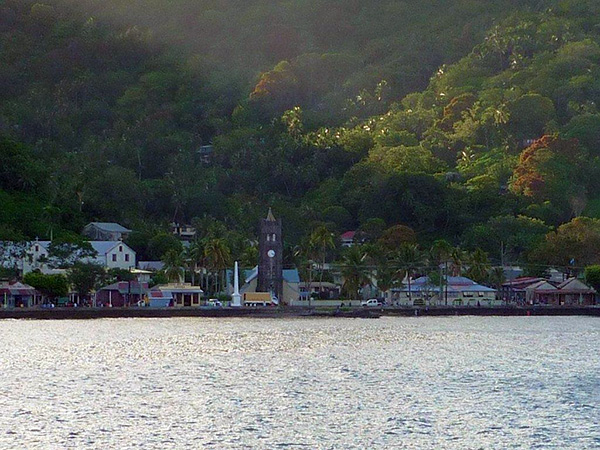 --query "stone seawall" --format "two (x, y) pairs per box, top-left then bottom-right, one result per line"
(0, 306), (599, 320)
